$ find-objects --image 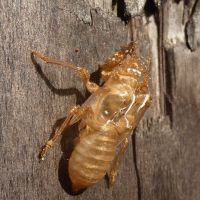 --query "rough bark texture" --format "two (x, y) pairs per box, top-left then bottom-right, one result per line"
(0, 0), (200, 200)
